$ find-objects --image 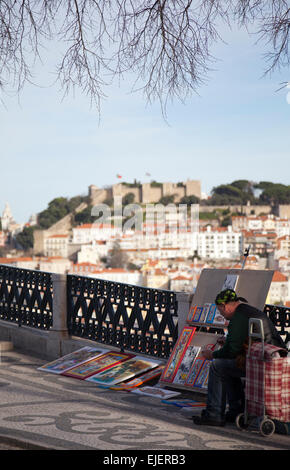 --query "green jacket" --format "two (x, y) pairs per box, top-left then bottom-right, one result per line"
(212, 303), (285, 360)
